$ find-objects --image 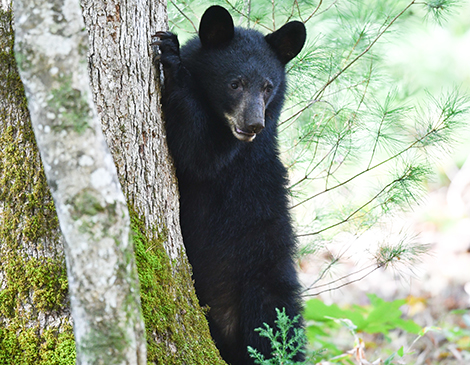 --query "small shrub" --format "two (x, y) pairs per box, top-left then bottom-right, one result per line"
(248, 308), (313, 365)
